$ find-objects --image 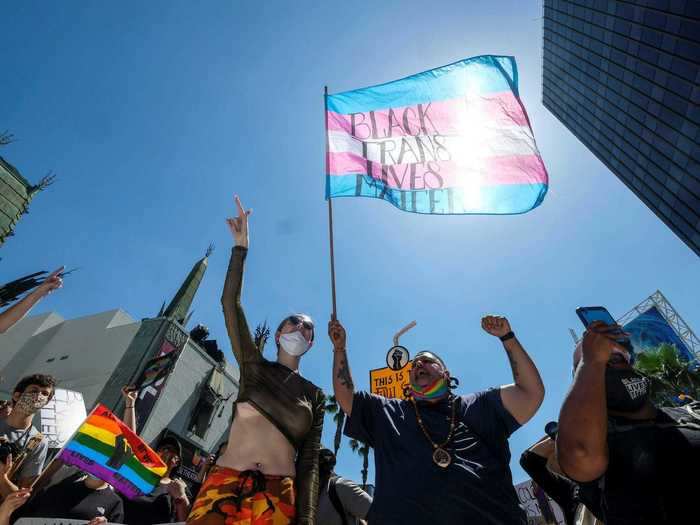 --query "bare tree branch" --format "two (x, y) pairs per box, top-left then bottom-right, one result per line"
(254, 322), (270, 352)
(0, 131), (14, 146)
(35, 171), (57, 191)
